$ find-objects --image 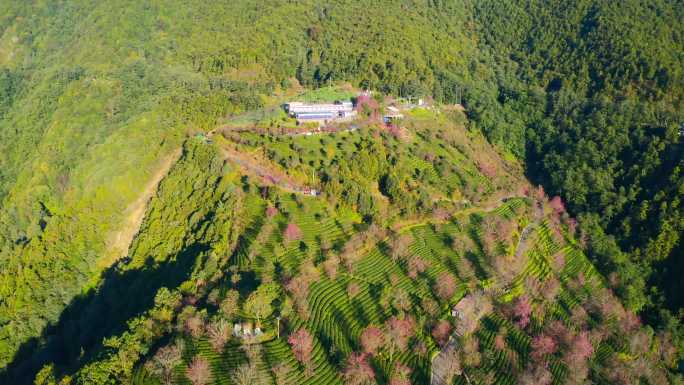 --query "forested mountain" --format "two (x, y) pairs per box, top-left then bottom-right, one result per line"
(0, 1), (681, 384)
